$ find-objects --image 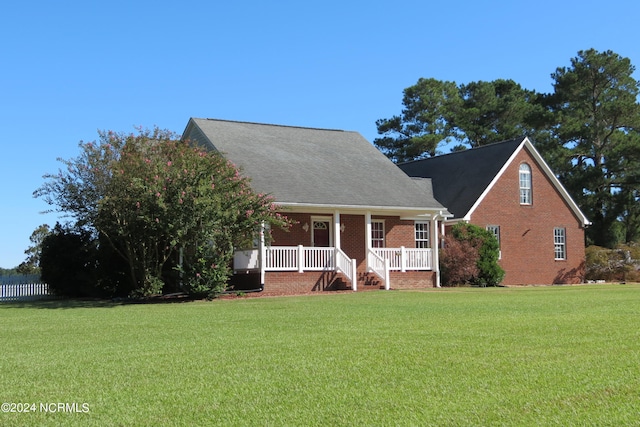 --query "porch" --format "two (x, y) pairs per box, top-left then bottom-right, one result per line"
(233, 245), (434, 291)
